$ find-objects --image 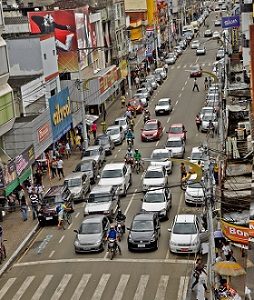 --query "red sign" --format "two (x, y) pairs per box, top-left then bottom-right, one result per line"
(99, 67), (119, 94)
(221, 220), (249, 245)
(38, 122), (50, 143)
